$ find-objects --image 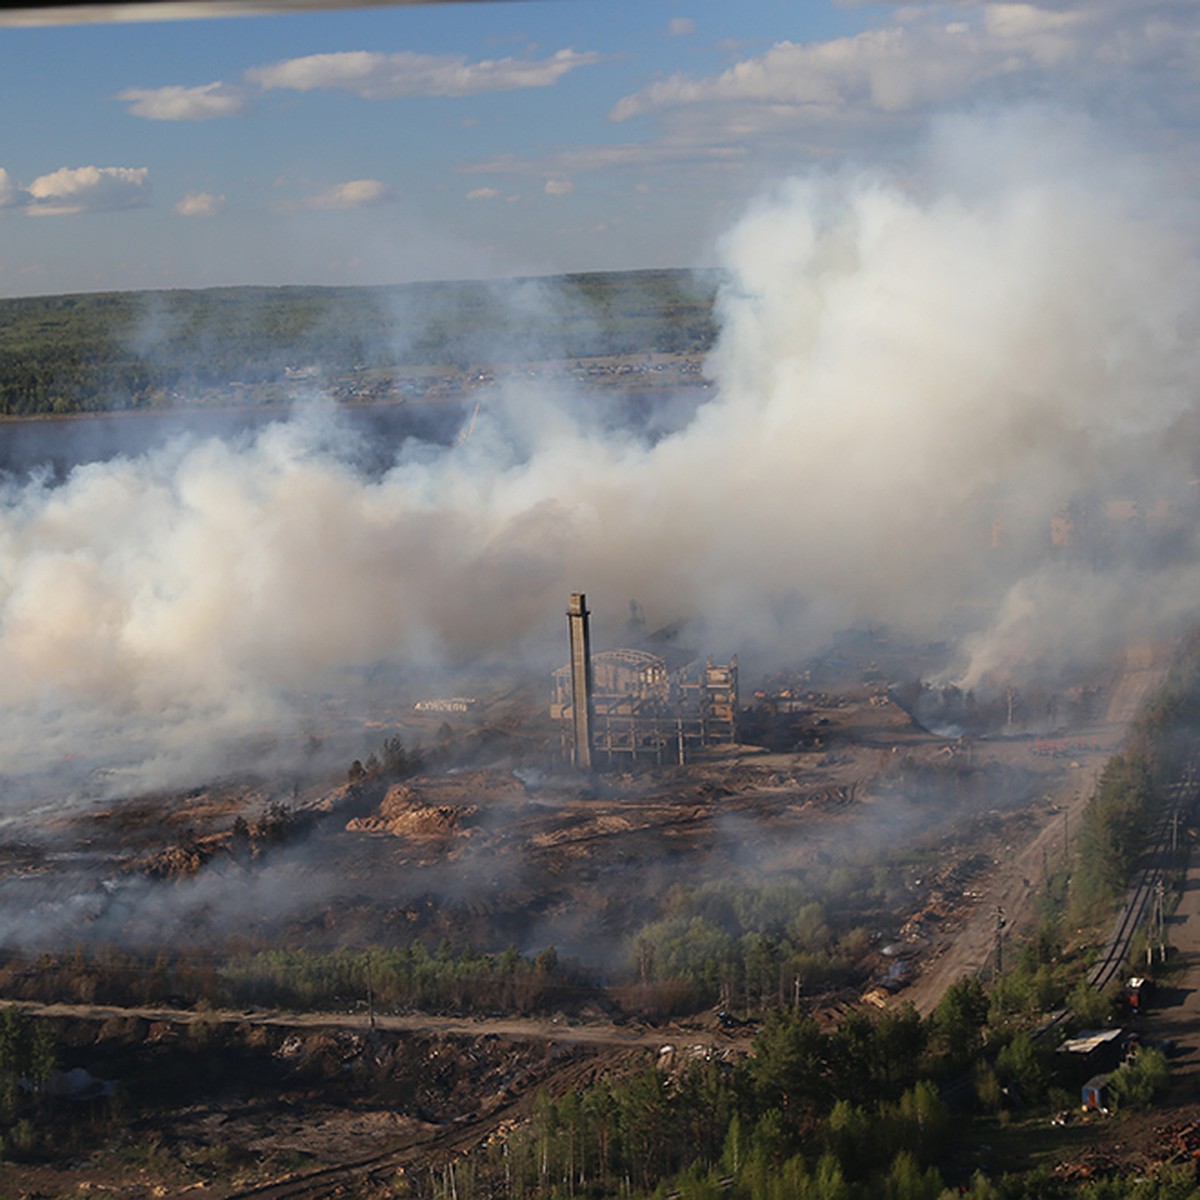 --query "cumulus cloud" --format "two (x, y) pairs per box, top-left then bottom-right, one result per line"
(245, 47), (599, 100)
(610, 2), (1200, 124)
(26, 166), (149, 217)
(309, 179), (394, 210)
(544, 178), (574, 196)
(467, 186), (501, 201)
(448, 6), (1199, 194)
(174, 191), (226, 218)
(612, 26), (982, 121)
(118, 82), (247, 121)
(668, 17), (696, 37)
(0, 169), (19, 209)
